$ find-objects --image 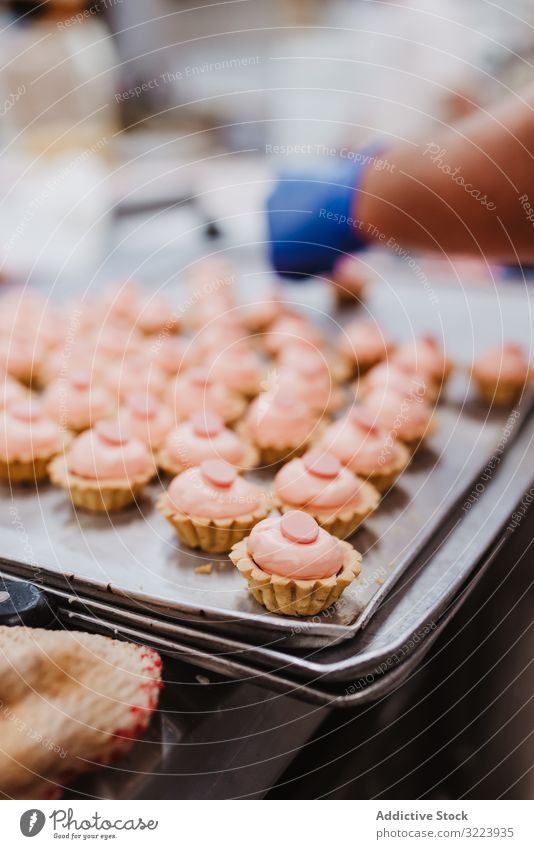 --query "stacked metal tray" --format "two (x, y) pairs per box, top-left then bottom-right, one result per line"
(1, 274), (533, 703)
